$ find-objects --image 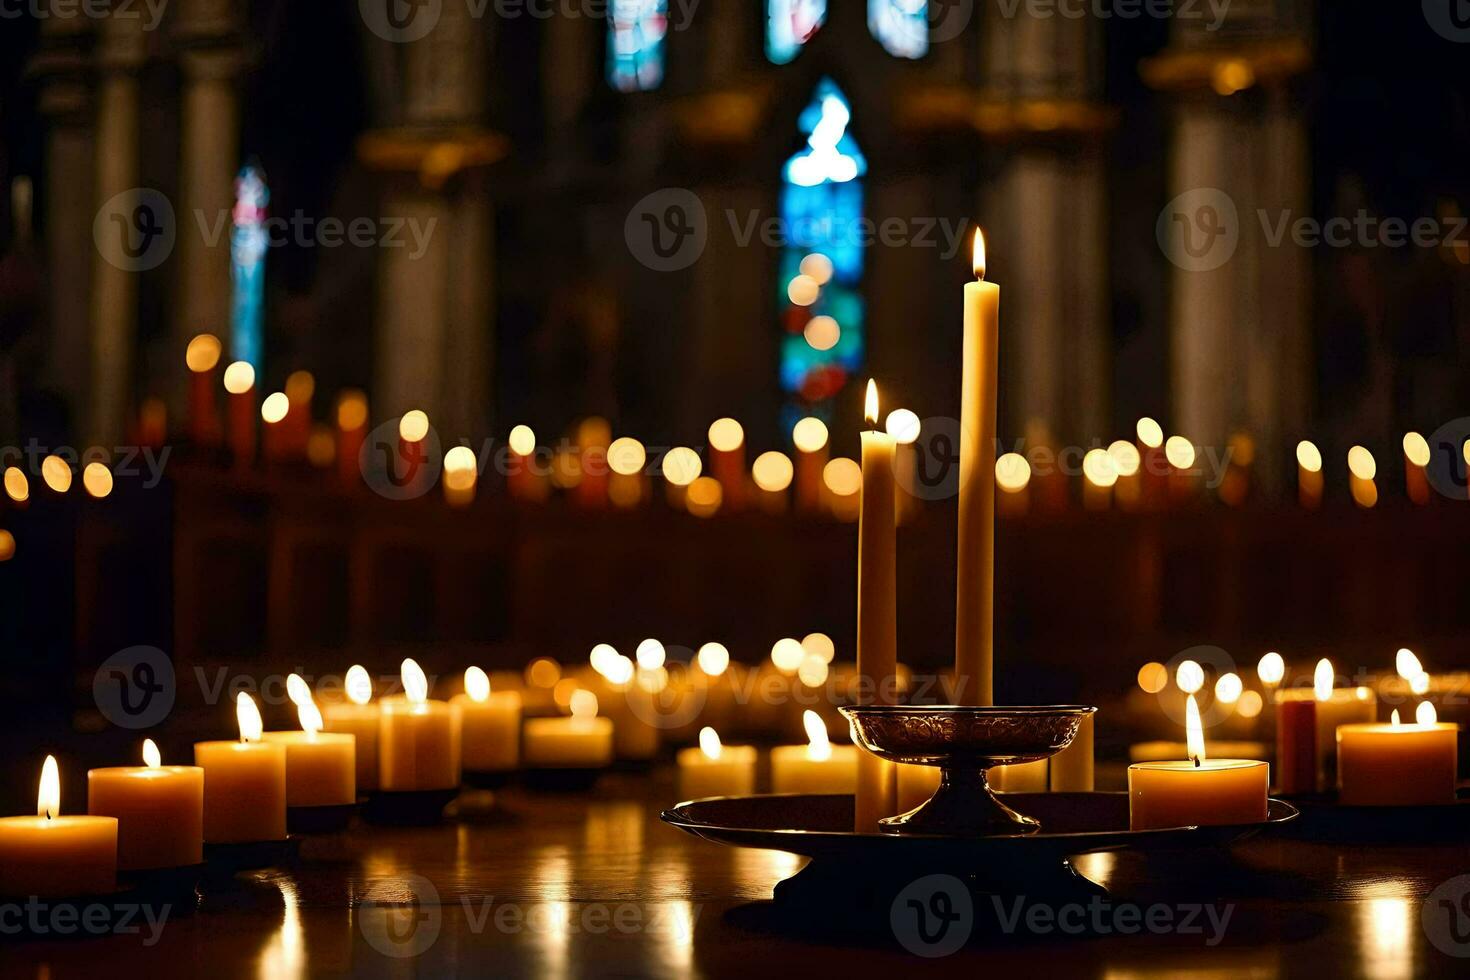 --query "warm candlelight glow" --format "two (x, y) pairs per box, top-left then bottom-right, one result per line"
(687, 477), (723, 516)
(1403, 432), (1430, 467)
(787, 275), (820, 306)
(82, 462), (113, 499)
(508, 424), (536, 457)
(696, 643), (730, 676)
(752, 451), (794, 491)
(1391, 709), (1402, 726)
(41, 454), (72, 493)
(995, 453), (1031, 492)
(589, 644), (620, 678)
(237, 692), (263, 743)
(1411, 672), (1430, 695)
(1164, 436), (1196, 469)
(1108, 440), (1141, 477)
(636, 639), (666, 671)
(1176, 660), (1204, 695)
(864, 379), (880, 427)
(38, 755), (60, 819)
(261, 392), (289, 424)
(699, 726), (722, 761)
(0, 530), (13, 562)
(1237, 691), (1264, 719)
(1082, 448), (1119, 488)
(1136, 418), (1164, 449)
(1417, 701), (1438, 725)
(142, 738), (161, 769)
(797, 655), (829, 687)
(603, 655), (634, 686)
(569, 689), (599, 720)
(822, 458), (862, 496)
(345, 665), (372, 706)
(465, 666), (491, 703)
(1347, 445), (1376, 481)
(1257, 652), (1285, 686)
(885, 409), (921, 445)
(1215, 672), (1243, 704)
(771, 637), (805, 674)
(286, 673), (312, 707)
(802, 632), (836, 663)
(399, 410), (430, 443)
(527, 657), (561, 688)
(1296, 440), (1322, 472)
(792, 417), (829, 453)
(803, 710), (832, 761)
(3, 466), (28, 502)
(401, 659), (429, 703)
(971, 227), (987, 280)
(1137, 661), (1169, 694)
(799, 253), (833, 284)
(1314, 658), (1335, 702)
(662, 447), (702, 486)
(608, 437), (646, 475)
(1185, 696), (1206, 765)
(337, 390), (369, 430)
(298, 699), (324, 735)
(803, 315), (840, 351)
(186, 334), (222, 373)
(1395, 648), (1422, 681)
(708, 418), (744, 452)
(223, 361), (255, 394)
